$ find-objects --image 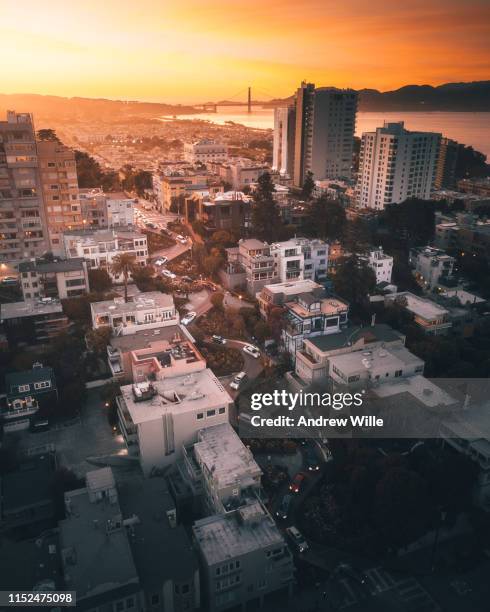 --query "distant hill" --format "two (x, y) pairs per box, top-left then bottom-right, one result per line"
(263, 81), (490, 111)
(0, 93), (197, 124)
